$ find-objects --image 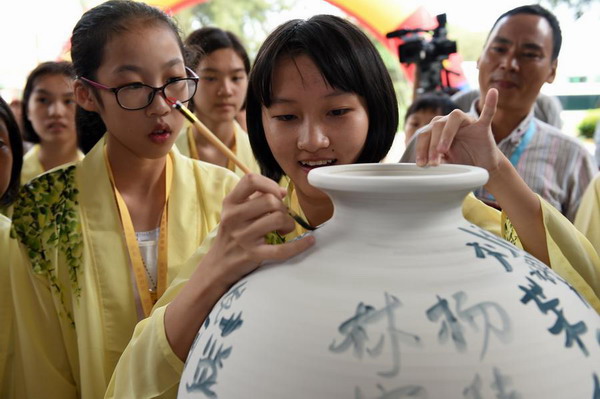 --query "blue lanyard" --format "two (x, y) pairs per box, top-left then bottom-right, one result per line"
(508, 120), (536, 167)
(479, 119), (535, 204)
